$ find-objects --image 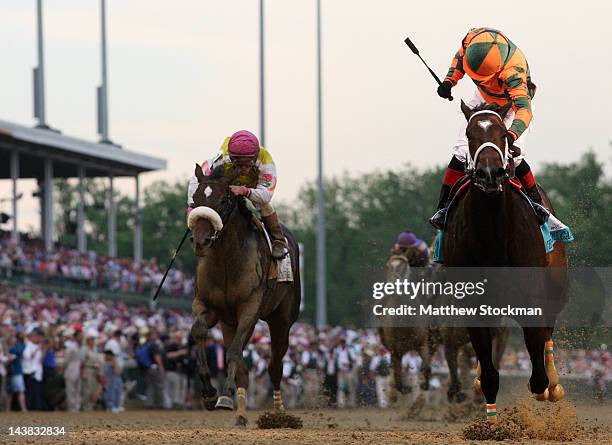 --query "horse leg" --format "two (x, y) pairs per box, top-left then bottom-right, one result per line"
(543, 330), (565, 402)
(267, 319), (291, 411)
(468, 327), (499, 422)
(391, 352), (407, 398)
(220, 324), (251, 426)
(190, 302), (218, 410)
(492, 327), (509, 370)
(419, 335), (433, 391)
(523, 327), (549, 401)
(446, 341), (466, 403)
(216, 311), (258, 411)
